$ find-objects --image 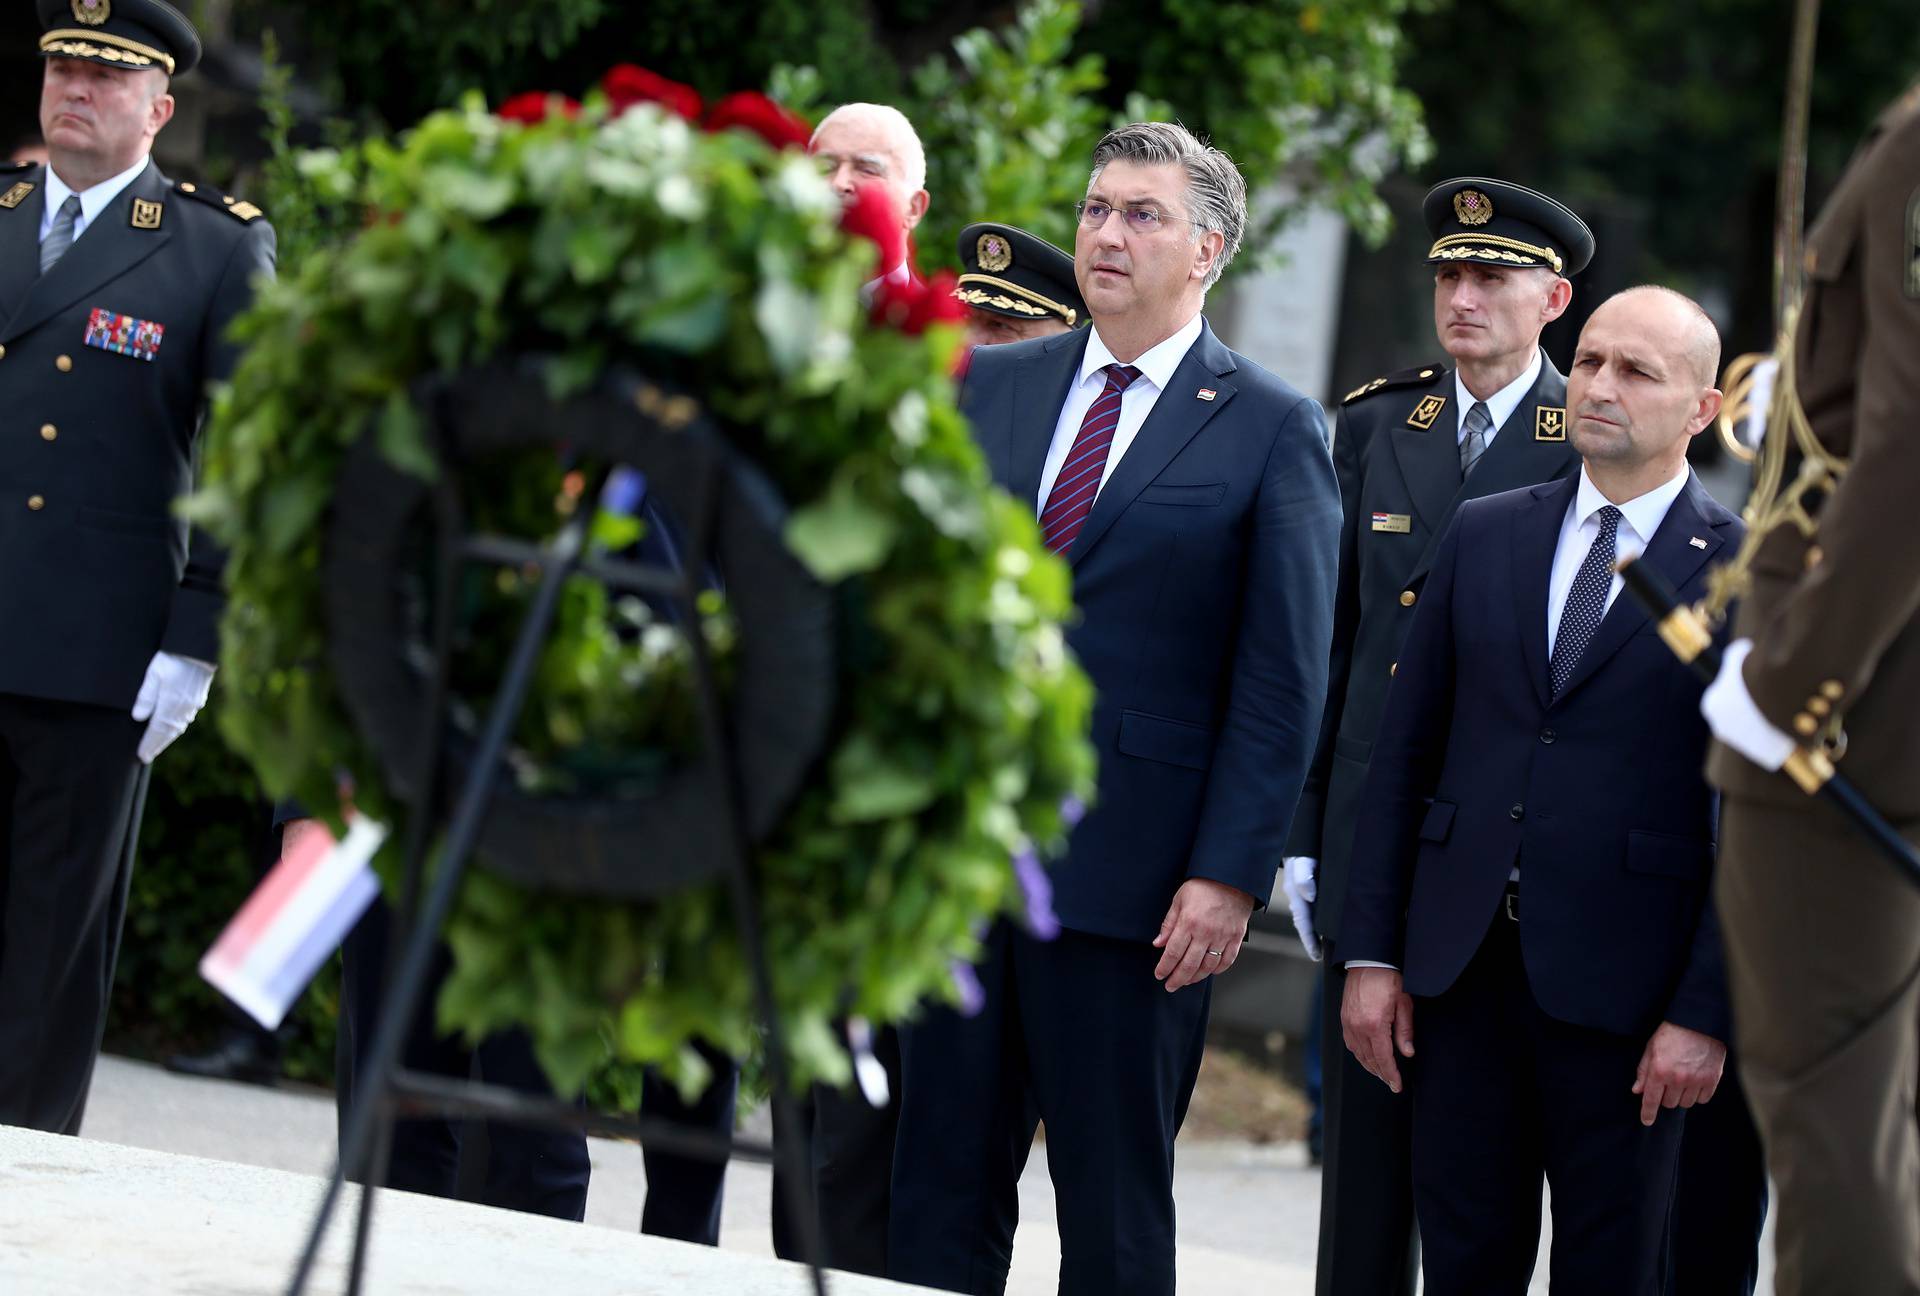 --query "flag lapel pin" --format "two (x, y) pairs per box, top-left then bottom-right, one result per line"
(1689, 536), (1708, 549)
(1197, 387), (1217, 401)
